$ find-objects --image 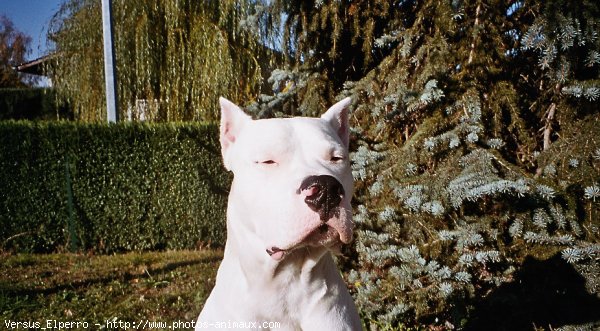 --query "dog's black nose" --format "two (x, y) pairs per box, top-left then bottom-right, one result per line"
(300, 175), (344, 221)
